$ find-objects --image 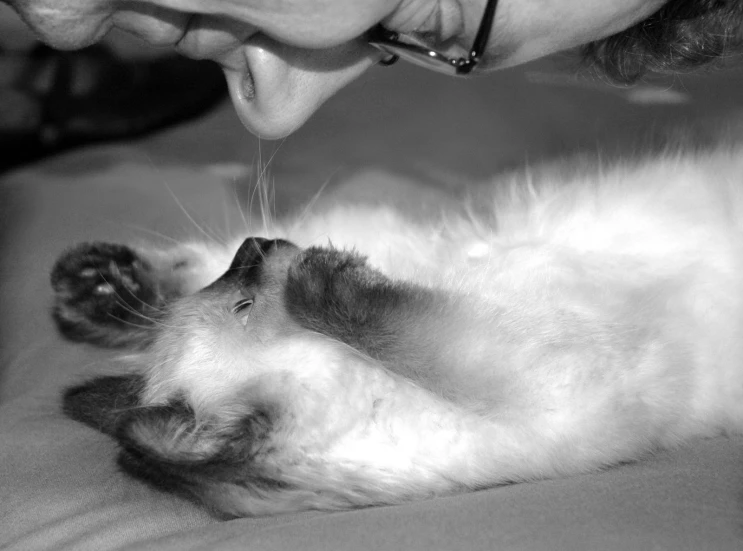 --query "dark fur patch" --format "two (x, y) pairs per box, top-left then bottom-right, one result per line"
(228, 237), (276, 274)
(115, 401), (283, 501)
(210, 237), (298, 290)
(284, 246), (434, 363)
(62, 374), (144, 436)
(63, 375), (282, 503)
(51, 243), (164, 348)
